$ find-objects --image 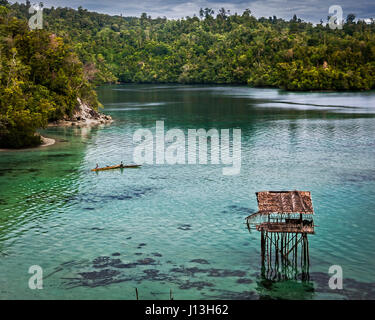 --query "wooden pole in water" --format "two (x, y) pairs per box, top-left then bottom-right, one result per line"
(306, 236), (310, 281)
(294, 234), (298, 278)
(282, 233), (284, 258)
(260, 230), (266, 266)
(266, 231), (270, 275)
(276, 232), (279, 268)
(270, 233), (272, 272)
(301, 234), (303, 267)
(261, 230), (266, 278)
(271, 233), (274, 278)
(135, 288), (139, 300)
(306, 236), (310, 267)
(286, 233), (289, 257)
(304, 235), (307, 267)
